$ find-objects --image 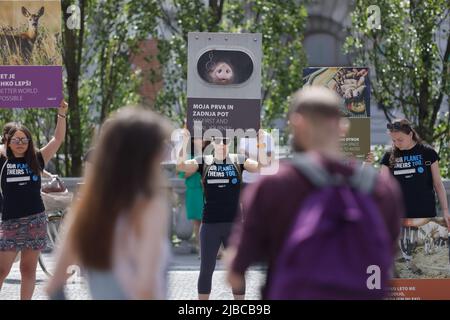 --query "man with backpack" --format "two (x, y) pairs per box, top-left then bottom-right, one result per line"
(177, 133), (261, 300)
(226, 86), (404, 299)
